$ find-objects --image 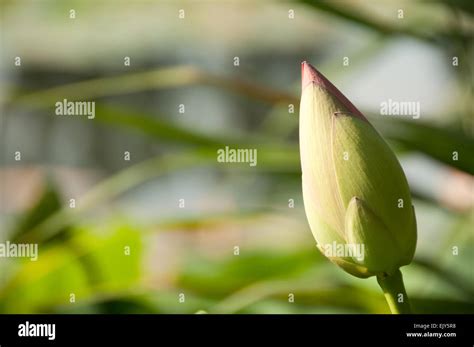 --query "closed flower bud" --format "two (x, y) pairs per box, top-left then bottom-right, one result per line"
(299, 62), (417, 279)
